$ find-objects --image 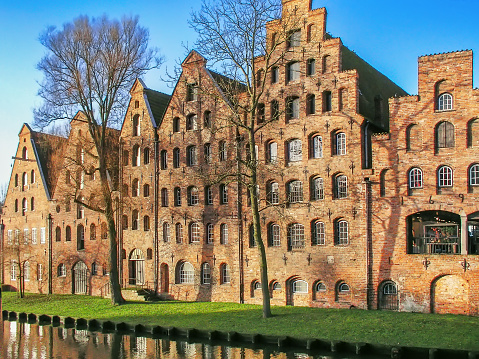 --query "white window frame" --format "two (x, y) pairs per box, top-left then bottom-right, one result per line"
(438, 166), (453, 187)
(202, 263), (211, 285)
(206, 223), (214, 244)
(163, 222), (170, 242)
(336, 175), (348, 199)
(24, 229), (29, 244)
(187, 146), (197, 166)
(190, 222), (200, 243)
(267, 142), (278, 164)
(188, 187), (199, 206)
(175, 223), (183, 243)
(7, 230), (12, 245)
(437, 93), (453, 111)
(37, 263), (43, 281)
(270, 223), (281, 247)
(31, 228), (37, 244)
(288, 223), (305, 248)
(311, 135), (323, 158)
(336, 132), (346, 155)
(336, 220), (349, 245)
(268, 181), (279, 204)
(288, 139), (302, 162)
(288, 180), (303, 203)
(292, 279), (308, 293)
(11, 260), (17, 281)
(312, 221), (325, 245)
(24, 261), (30, 281)
(220, 224), (228, 244)
(180, 262), (194, 284)
(221, 264), (230, 284)
(409, 168), (423, 189)
(311, 177), (324, 200)
(220, 184), (228, 204)
(470, 164), (479, 186)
